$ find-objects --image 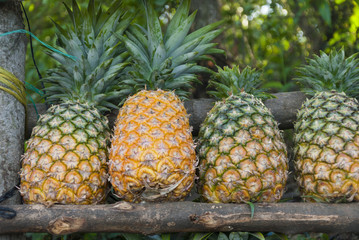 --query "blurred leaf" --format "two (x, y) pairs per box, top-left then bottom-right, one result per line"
(161, 234), (171, 240)
(25, 233), (49, 240)
(318, 0), (331, 26)
(83, 233), (98, 240)
(262, 80), (284, 88)
(248, 232), (265, 240)
(229, 232), (243, 240)
(245, 201), (255, 219)
(192, 233), (213, 240)
(217, 233), (230, 240)
(335, 0), (345, 4)
(264, 232), (288, 240)
(120, 233), (144, 240)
